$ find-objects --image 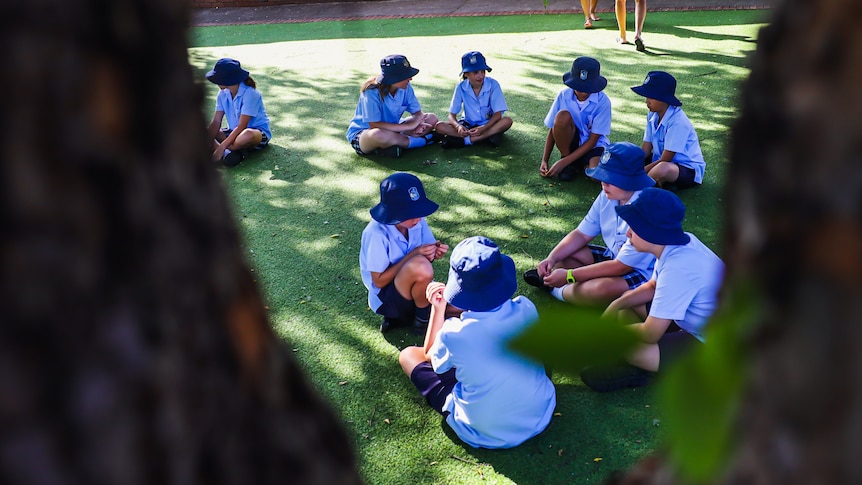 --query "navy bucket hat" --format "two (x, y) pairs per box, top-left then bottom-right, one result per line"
(562, 57), (607, 93)
(377, 54), (420, 85)
(461, 51), (492, 73)
(631, 71), (682, 106)
(206, 58), (250, 86)
(370, 172), (439, 225)
(585, 142), (655, 191)
(615, 188), (690, 246)
(443, 236), (517, 312)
